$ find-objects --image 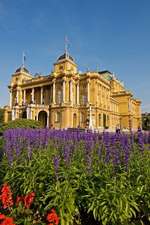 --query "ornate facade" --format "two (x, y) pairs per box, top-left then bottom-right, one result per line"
(4, 52), (141, 131)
